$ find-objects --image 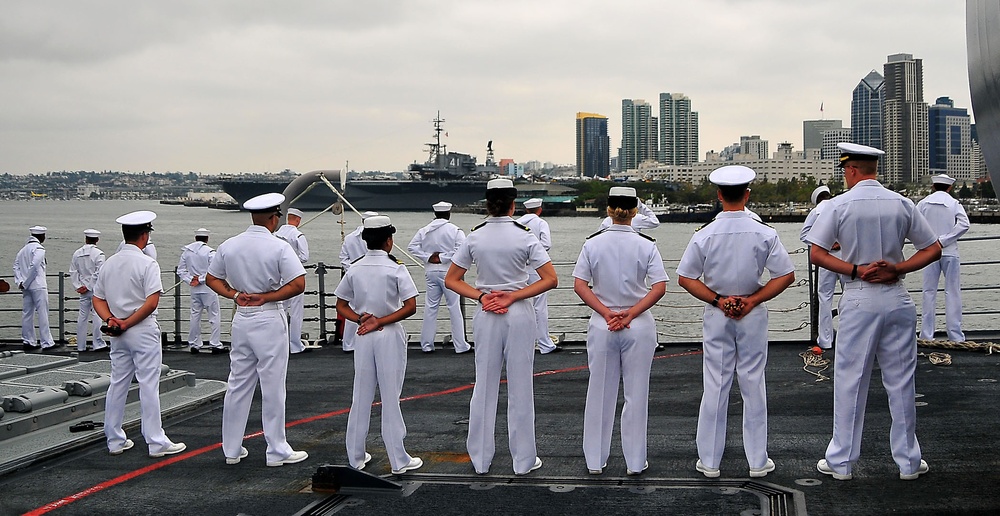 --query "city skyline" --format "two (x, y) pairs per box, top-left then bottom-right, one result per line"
(0, 1), (973, 175)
